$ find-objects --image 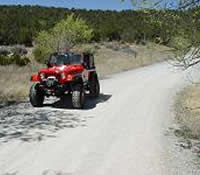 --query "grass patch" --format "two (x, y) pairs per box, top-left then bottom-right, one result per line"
(0, 64), (43, 103)
(175, 85), (200, 140)
(79, 42), (173, 77)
